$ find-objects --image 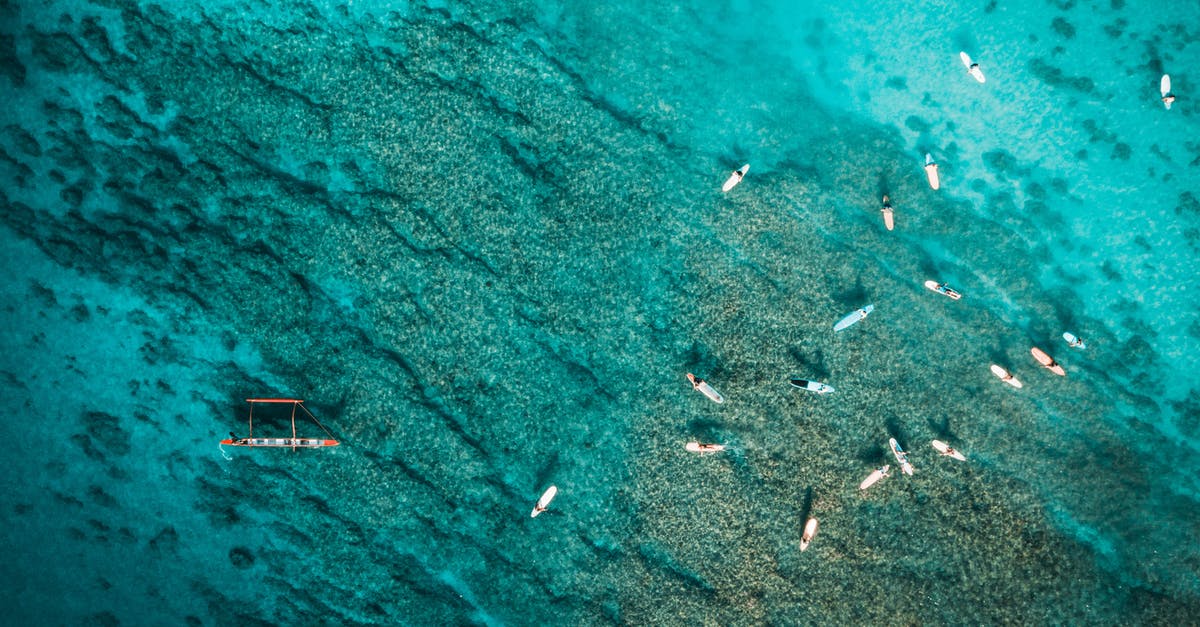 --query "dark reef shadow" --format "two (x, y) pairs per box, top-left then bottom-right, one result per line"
(685, 417), (727, 441)
(952, 28), (977, 54)
(885, 415), (906, 445)
(856, 441), (886, 464)
(534, 451), (561, 491)
(876, 172), (890, 199)
(927, 414), (953, 439)
(799, 486), (814, 521)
